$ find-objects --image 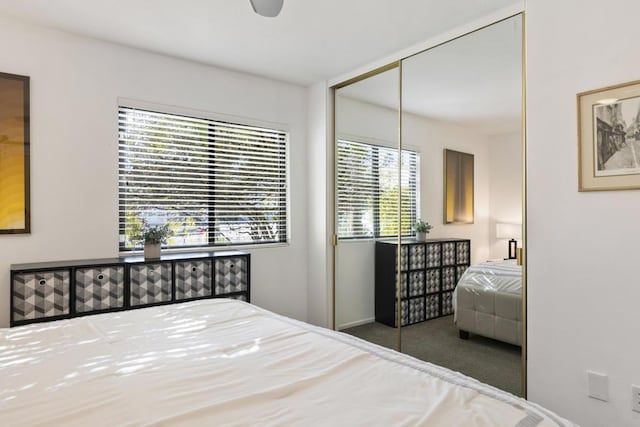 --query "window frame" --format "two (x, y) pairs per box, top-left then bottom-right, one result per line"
(117, 99), (291, 254)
